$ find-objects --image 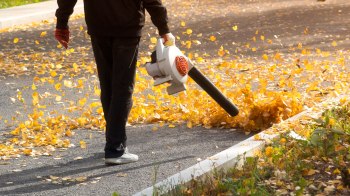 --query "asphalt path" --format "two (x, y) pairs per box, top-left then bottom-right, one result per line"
(0, 124), (247, 196)
(1, 0), (350, 195)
